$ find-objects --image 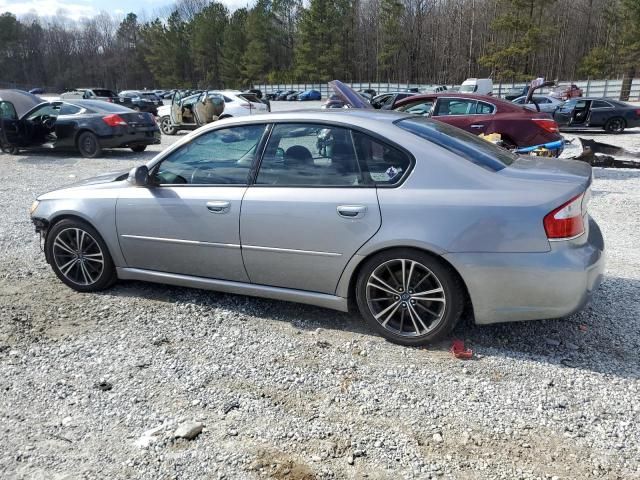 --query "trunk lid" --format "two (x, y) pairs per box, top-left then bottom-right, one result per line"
(498, 156), (592, 188)
(117, 112), (157, 128)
